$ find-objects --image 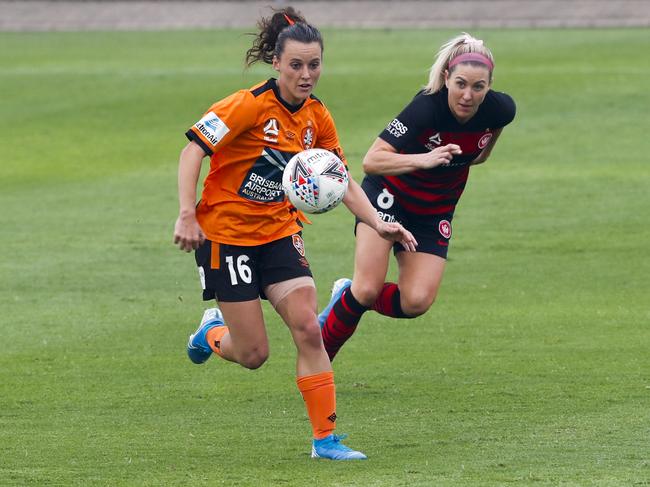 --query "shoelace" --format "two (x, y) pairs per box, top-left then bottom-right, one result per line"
(326, 434), (355, 451)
